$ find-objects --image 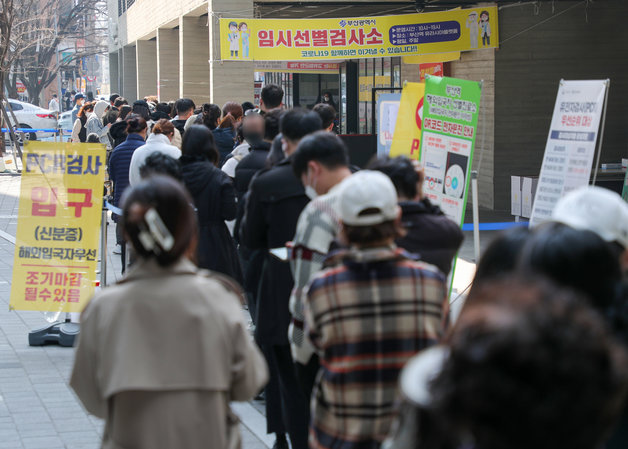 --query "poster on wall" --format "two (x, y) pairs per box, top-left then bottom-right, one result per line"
(419, 62), (444, 81)
(220, 7), (498, 61)
(389, 82), (425, 160)
(359, 76), (390, 102)
(377, 93), (402, 156)
(529, 80), (608, 227)
(419, 76), (482, 226)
